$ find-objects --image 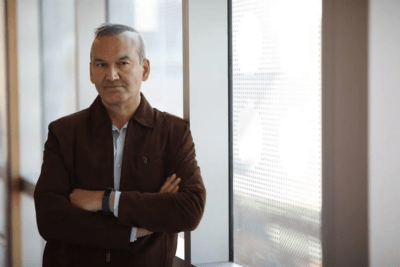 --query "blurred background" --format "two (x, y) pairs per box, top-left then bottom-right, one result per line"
(0, 0), (185, 266)
(1, 0), (400, 267)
